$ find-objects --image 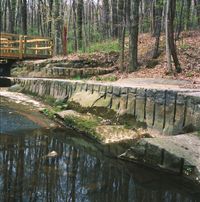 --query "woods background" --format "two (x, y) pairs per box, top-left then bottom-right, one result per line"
(0, 0), (200, 72)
